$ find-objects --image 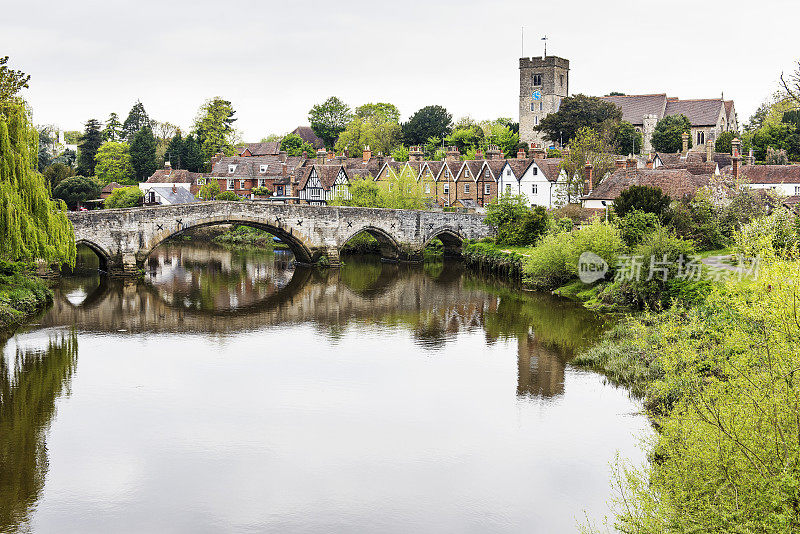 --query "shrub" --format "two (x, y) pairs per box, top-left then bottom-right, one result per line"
(616, 209), (660, 248)
(666, 193), (726, 250)
(485, 195), (550, 246)
(614, 185), (671, 218)
(566, 219), (625, 277)
(251, 186), (270, 196)
(103, 186), (142, 209)
(52, 176), (101, 209)
(523, 231), (573, 289)
(198, 180), (221, 200)
(733, 208), (798, 261)
(215, 191), (241, 201)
